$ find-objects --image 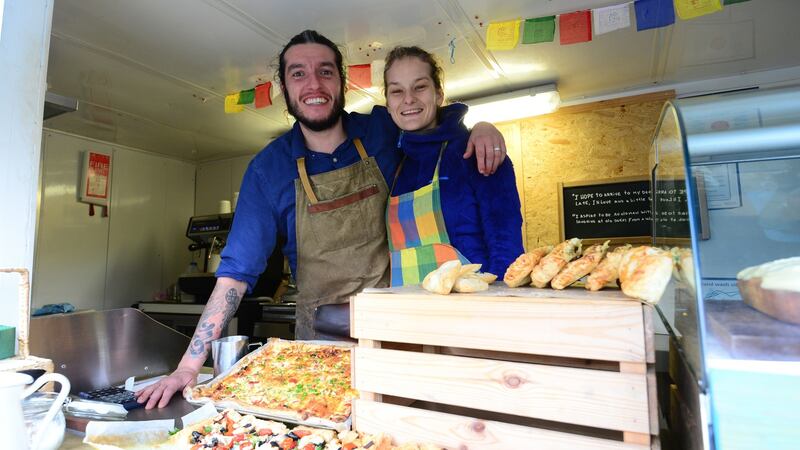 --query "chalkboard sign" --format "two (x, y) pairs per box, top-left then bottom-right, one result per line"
(558, 177), (691, 244)
(653, 177), (693, 241)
